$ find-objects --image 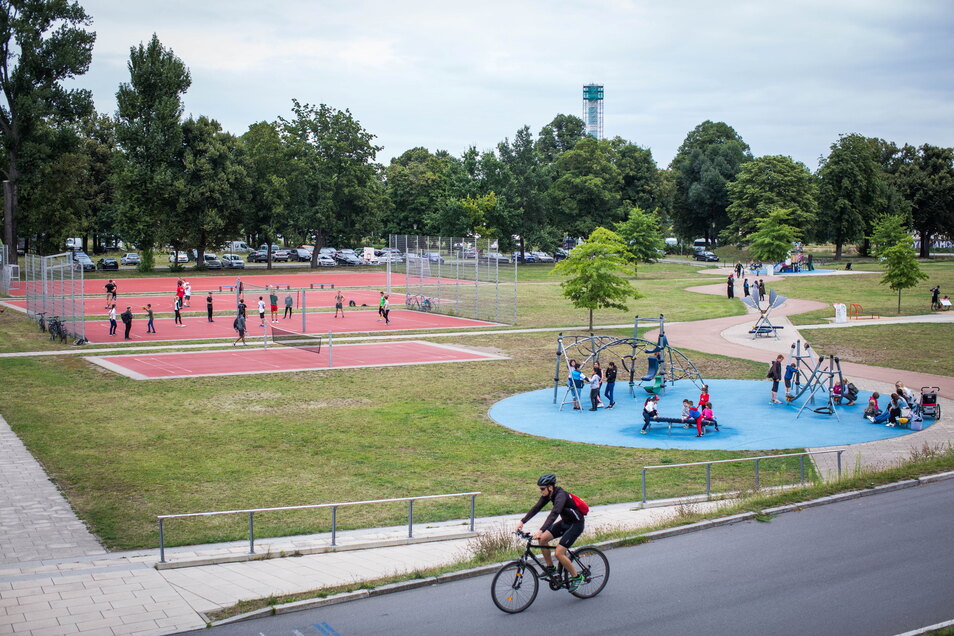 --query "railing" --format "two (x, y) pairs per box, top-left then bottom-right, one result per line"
(157, 491), (480, 563)
(640, 450), (844, 503)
